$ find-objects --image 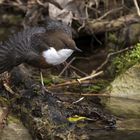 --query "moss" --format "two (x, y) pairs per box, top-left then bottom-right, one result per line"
(81, 80), (109, 93)
(38, 75), (66, 86)
(43, 78), (53, 85)
(111, 43), (140, 76)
